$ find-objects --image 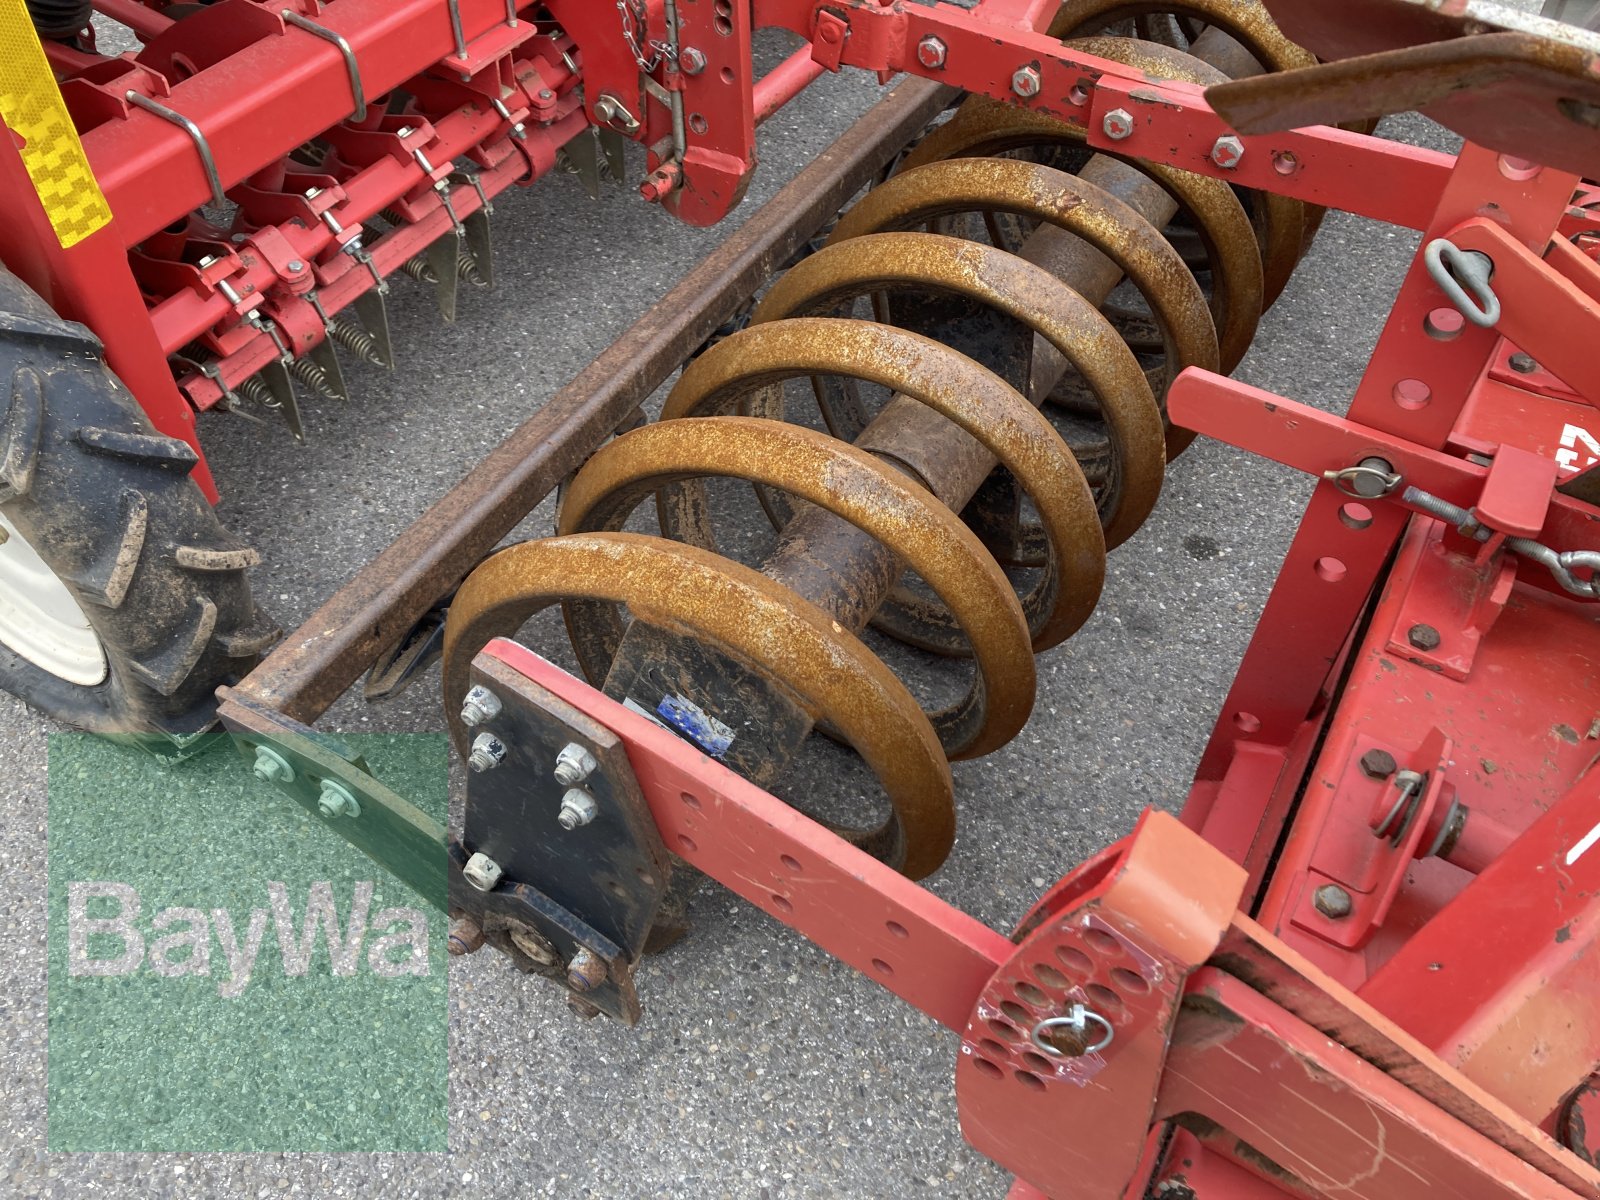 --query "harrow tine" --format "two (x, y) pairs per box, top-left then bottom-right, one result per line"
(308, 336), (349, 401)
(352, 289), (395, 369)
(565, 128), (606, 200)
(597, 128), (626, 184)
(463, 210), (494, 289)
(425, 232), (462, 322)
(259, 359), (306, 442)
